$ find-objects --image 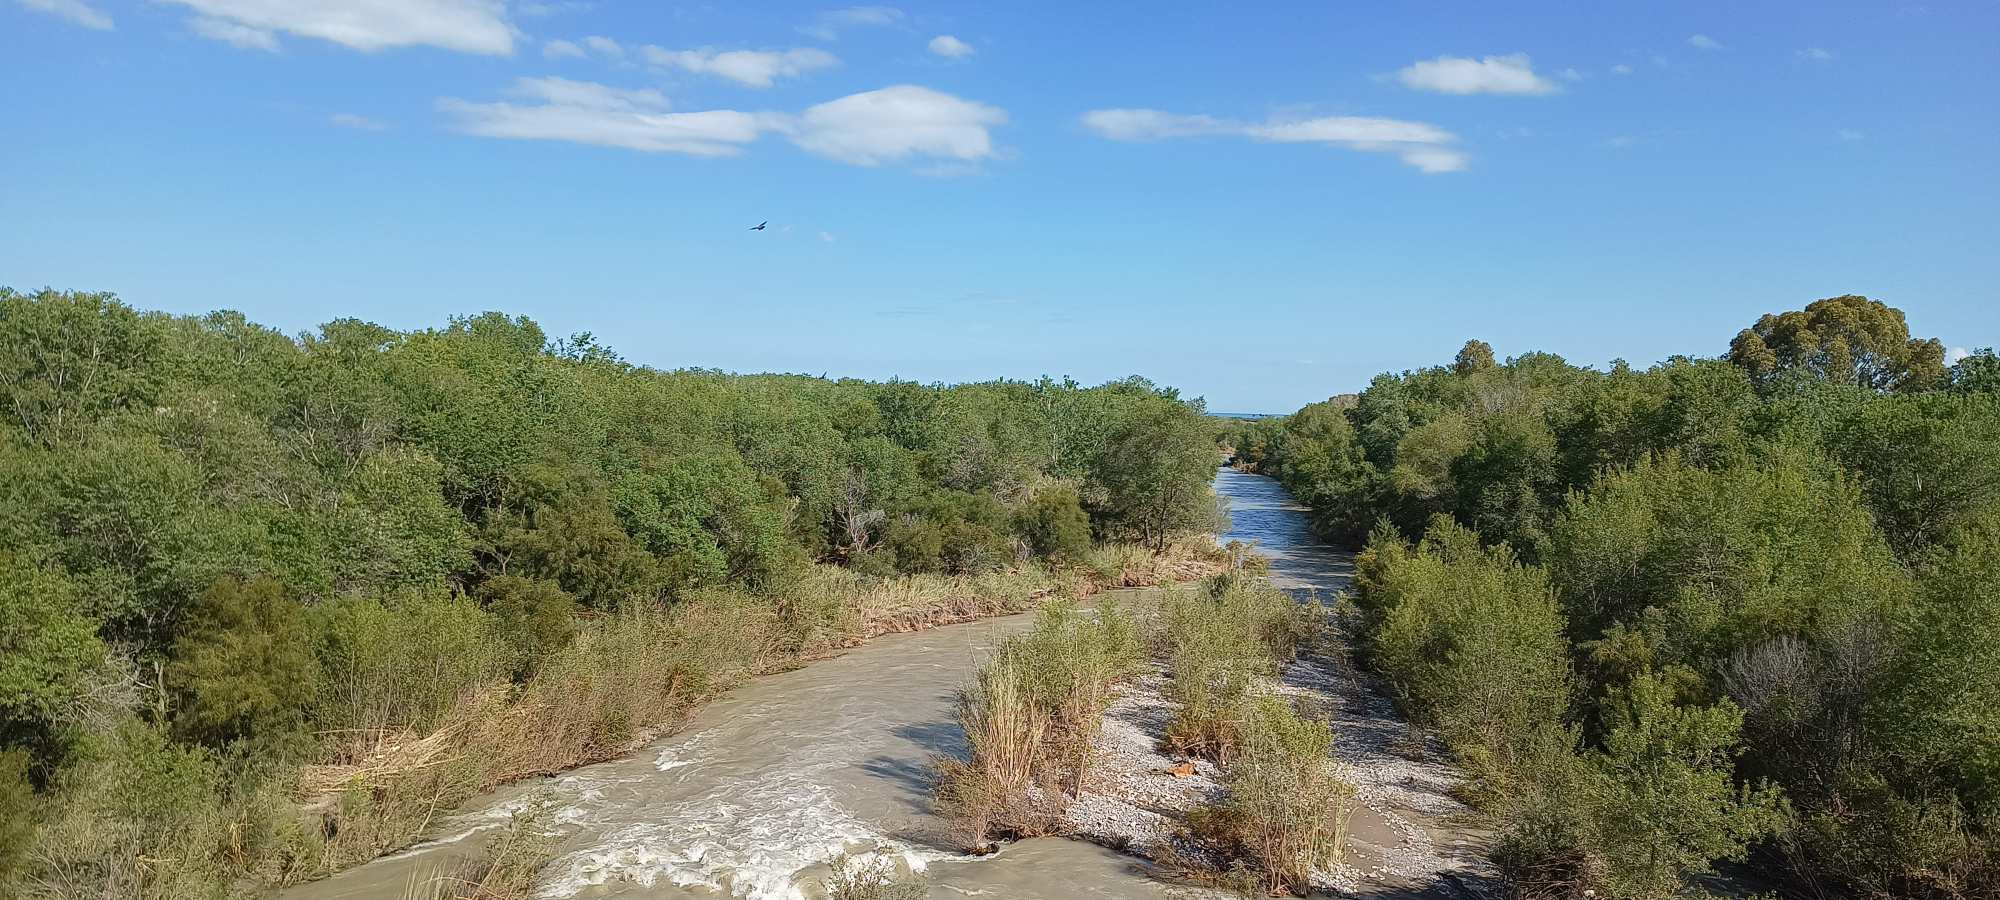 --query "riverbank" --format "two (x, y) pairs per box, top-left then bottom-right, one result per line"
(274, 538), (1236, 895)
